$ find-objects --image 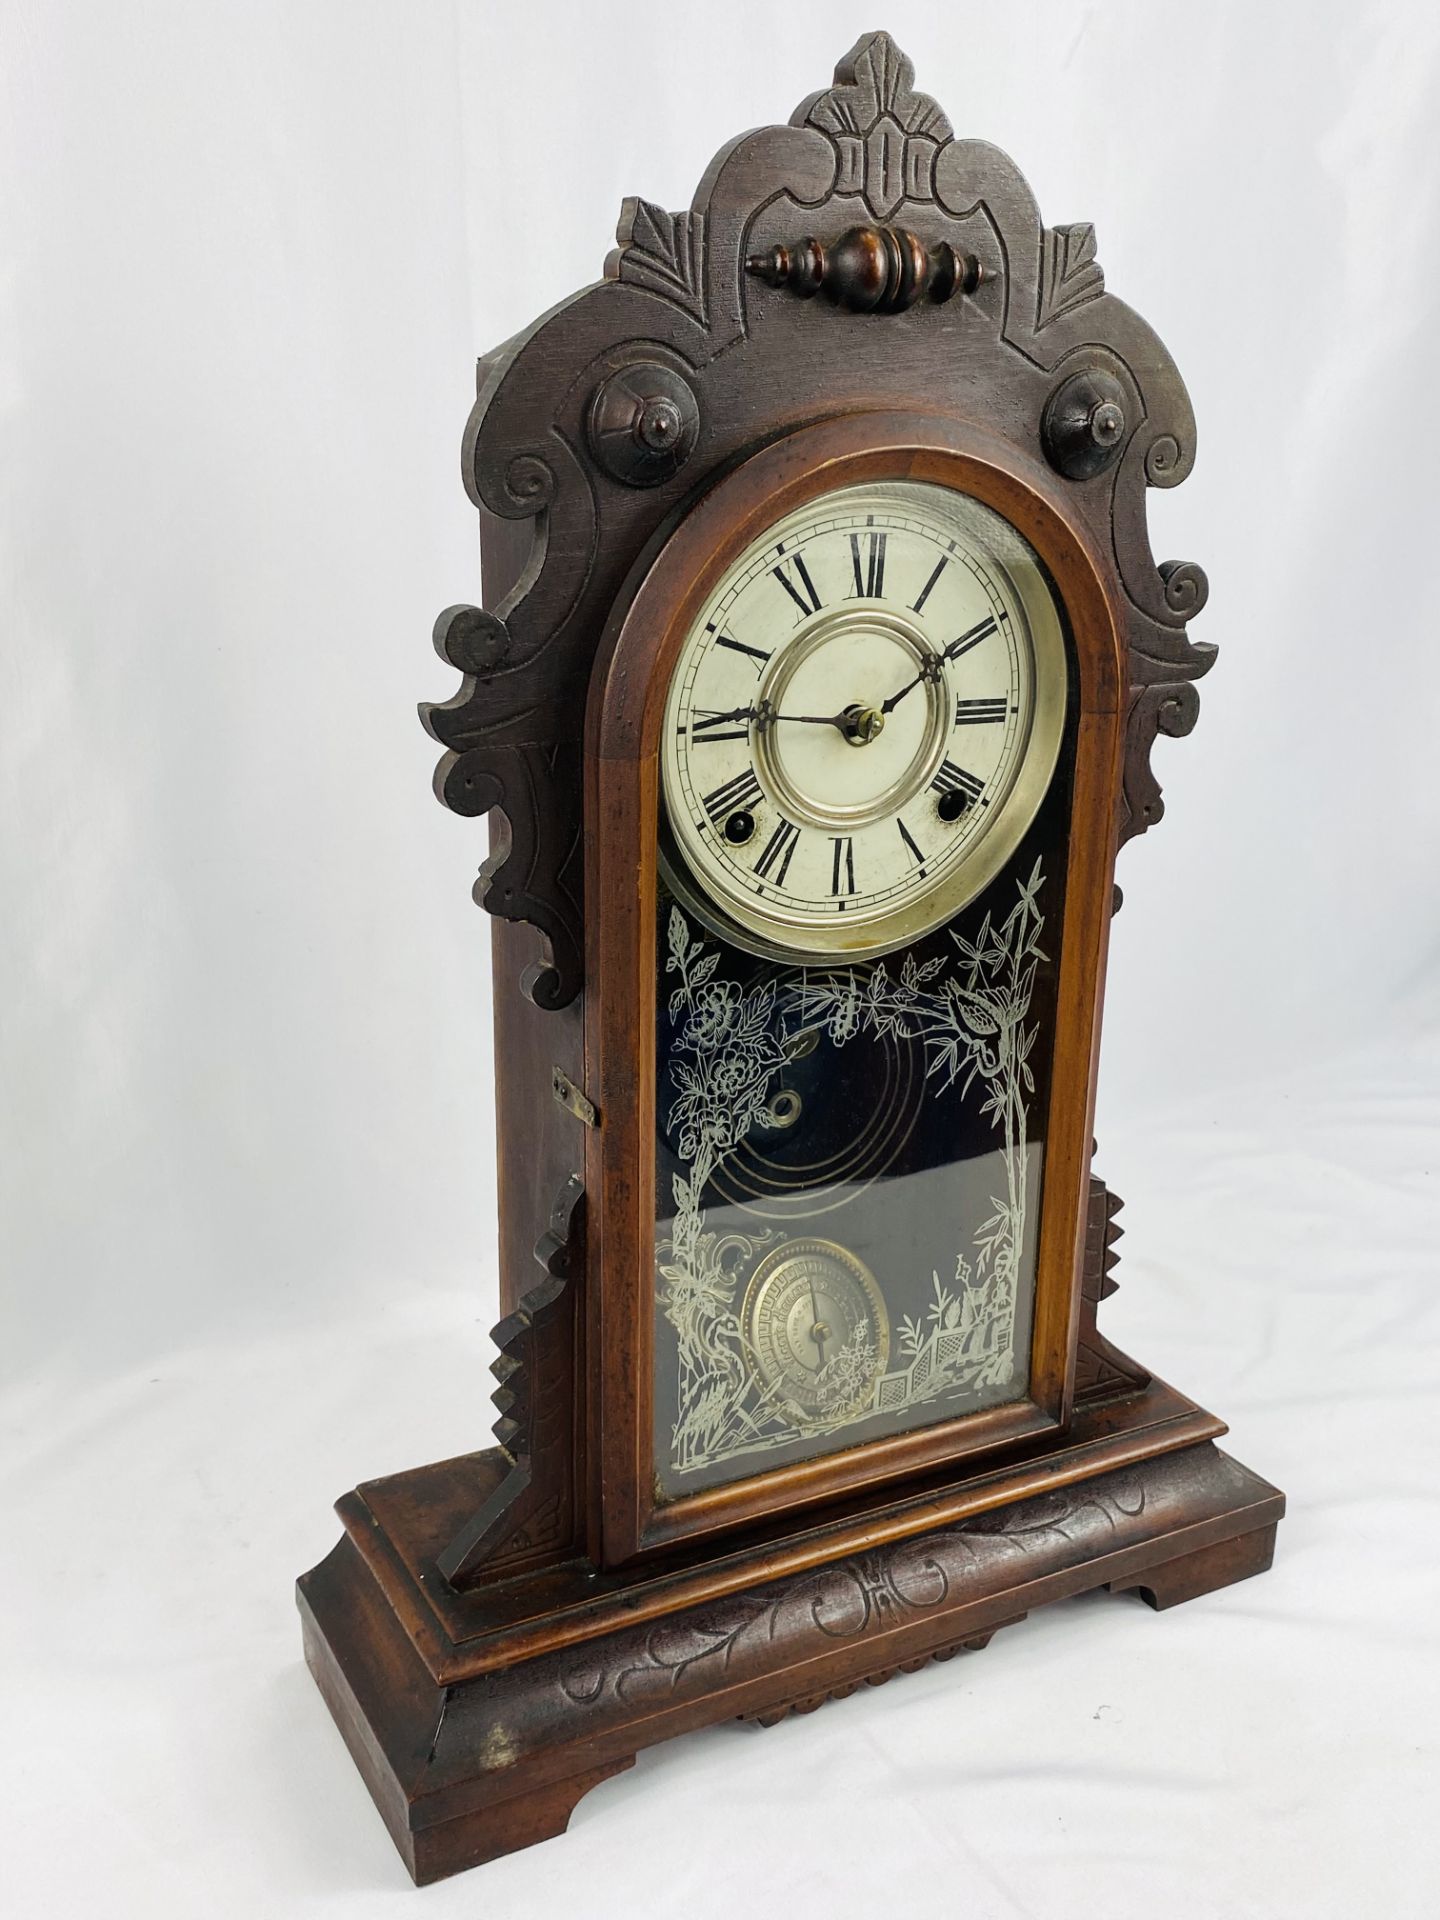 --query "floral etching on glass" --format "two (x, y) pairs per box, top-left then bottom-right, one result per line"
(658, 860), (1048, 1479)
